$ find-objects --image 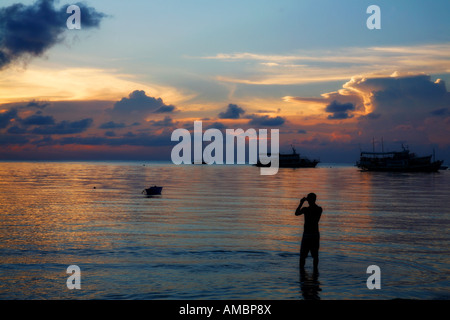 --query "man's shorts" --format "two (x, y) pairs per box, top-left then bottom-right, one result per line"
(300, 233), (320, 258)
